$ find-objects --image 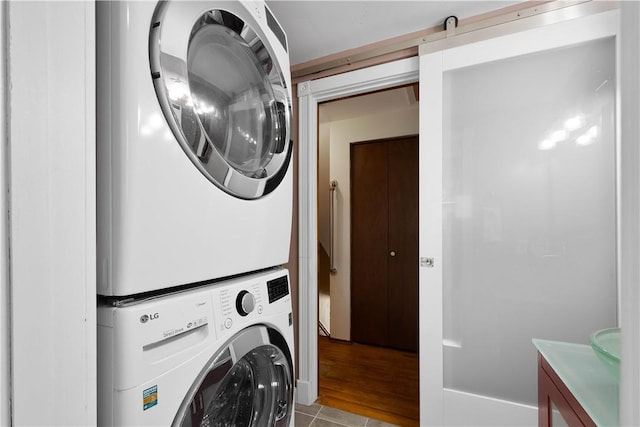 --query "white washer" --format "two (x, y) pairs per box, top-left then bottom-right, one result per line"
(97, 0), (293, 297)
(98, 268), (295, 426)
